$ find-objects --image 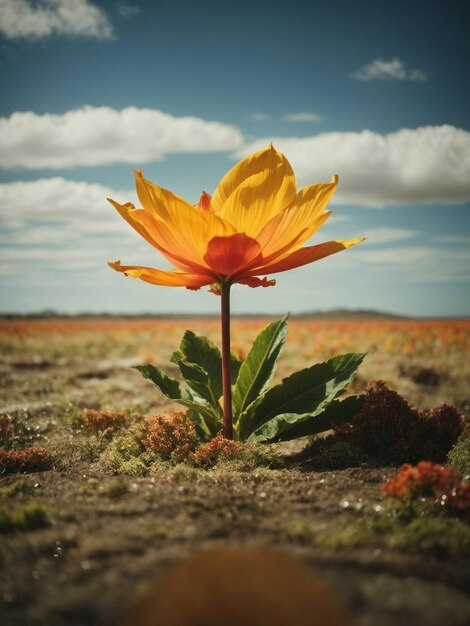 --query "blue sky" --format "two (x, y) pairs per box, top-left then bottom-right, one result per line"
(0, 0), (469, 316)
